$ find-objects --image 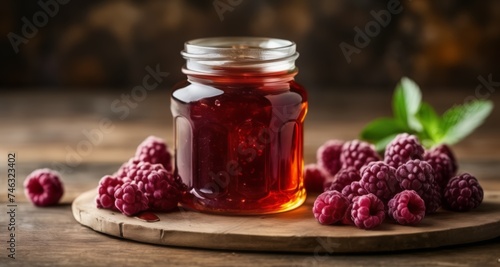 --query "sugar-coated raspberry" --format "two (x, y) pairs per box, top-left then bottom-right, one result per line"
(341, 181), (368, 202)
(304, 164), (328, 193)
(114, 183), (149, 216)
(388, 190), (426, 225)
(384, 133), (425, 168)
(24, 168), (64, 206)
(122, 161), (185, 192)
(340, 140), (380, 170)
(431, 144), (458, 176)
(135, 136), (173, 172)
(313, 190), (350, 225)
(424, 150), (453, 190)
(351, 193), (385, 229)
(96, 175), (123, 210)
(422, 182), (442, 214)
(316, 139), (344, 176)
(396, 159), (435, 197)
(359, 161), (400, 202)
(134, 167), (181, 211)
(443, 173), (483, 211)
(327, 167), (361, 193)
